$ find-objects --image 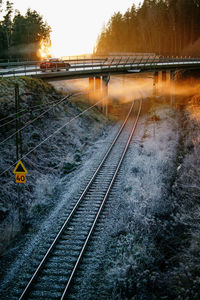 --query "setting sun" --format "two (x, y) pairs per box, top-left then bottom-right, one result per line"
(9, 0), (140, 57)
(38, 39), (52, 59)
(1, 1), (200, 299)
